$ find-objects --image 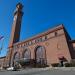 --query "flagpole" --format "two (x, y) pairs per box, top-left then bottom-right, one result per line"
(0, 36), (4, 54)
